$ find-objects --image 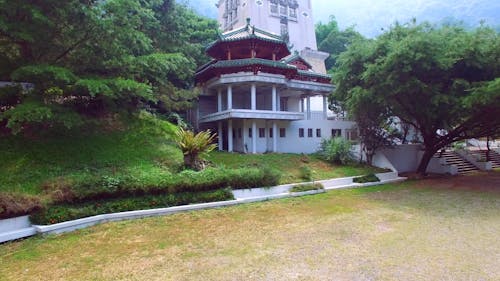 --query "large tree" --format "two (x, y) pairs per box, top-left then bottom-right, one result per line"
(333, 22), (500, 175)
(0, 0), (217, 134)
